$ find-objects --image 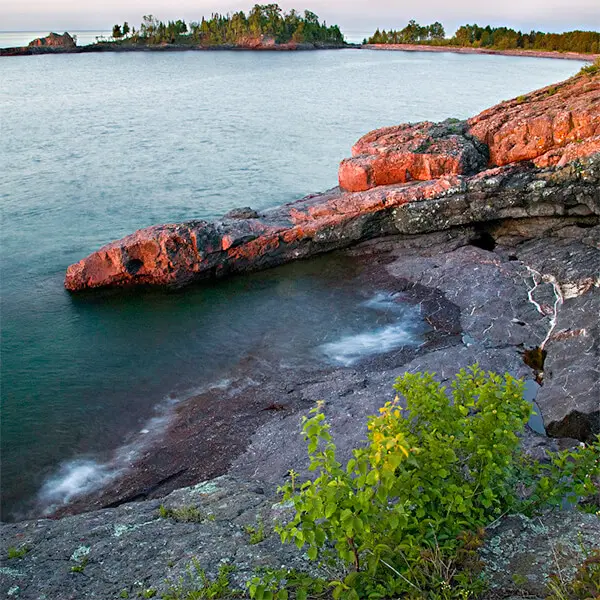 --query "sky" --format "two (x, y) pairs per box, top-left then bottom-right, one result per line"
(1, 0), (599, 34)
